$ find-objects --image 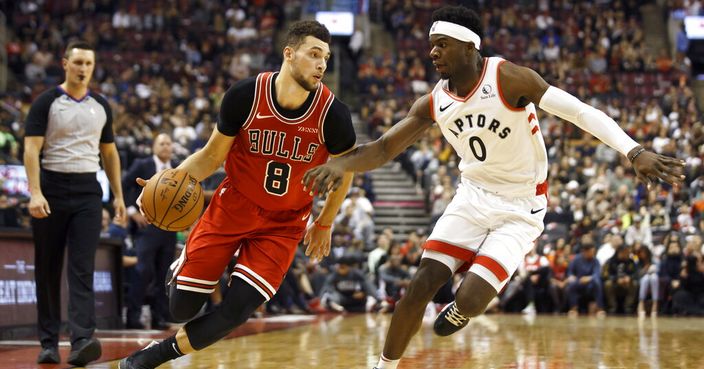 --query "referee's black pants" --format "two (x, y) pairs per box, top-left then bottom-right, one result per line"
(32, 169), (103, 348)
